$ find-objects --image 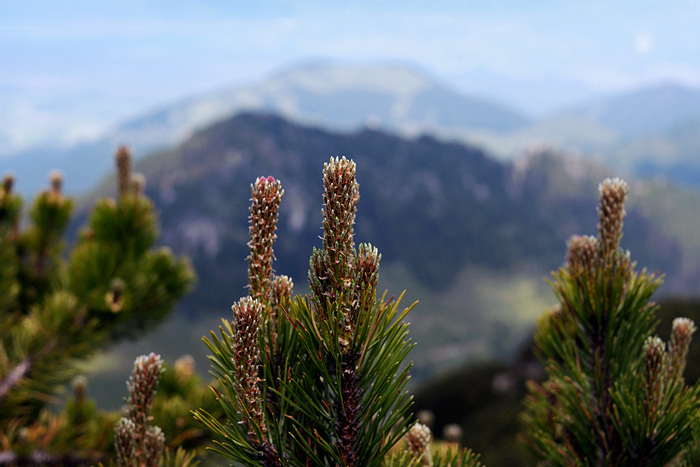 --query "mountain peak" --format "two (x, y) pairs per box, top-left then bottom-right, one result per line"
(267, 61), (435, 96)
